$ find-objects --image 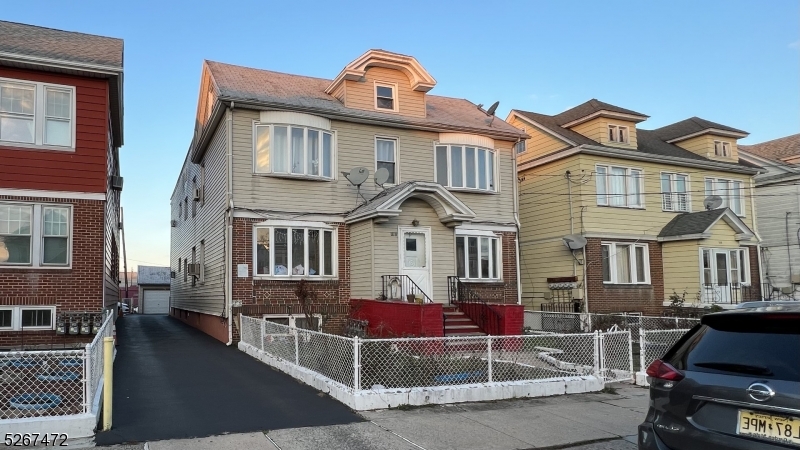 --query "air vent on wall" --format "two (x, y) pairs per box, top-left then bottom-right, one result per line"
(111, 176), (124, 191)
